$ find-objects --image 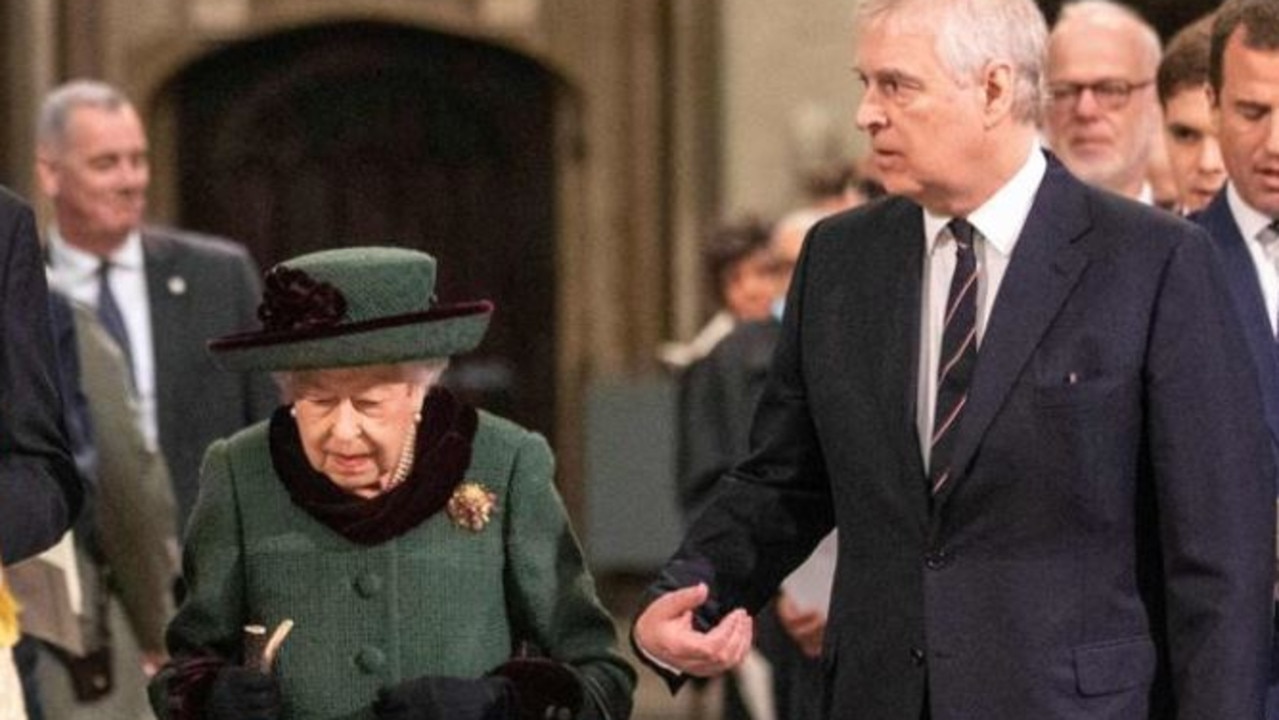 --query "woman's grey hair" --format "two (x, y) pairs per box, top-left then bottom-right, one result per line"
(37, 79), (133, 151)
(854, 0), (1048, 125)
(273, 359), (451, 402)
